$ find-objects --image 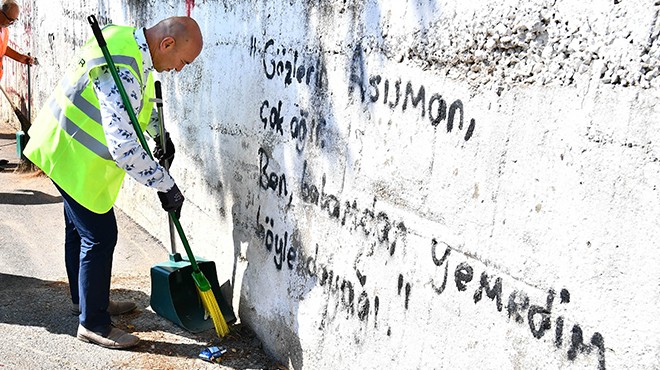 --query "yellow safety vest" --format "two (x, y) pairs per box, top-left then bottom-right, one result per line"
(25, 25), (155, 214)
